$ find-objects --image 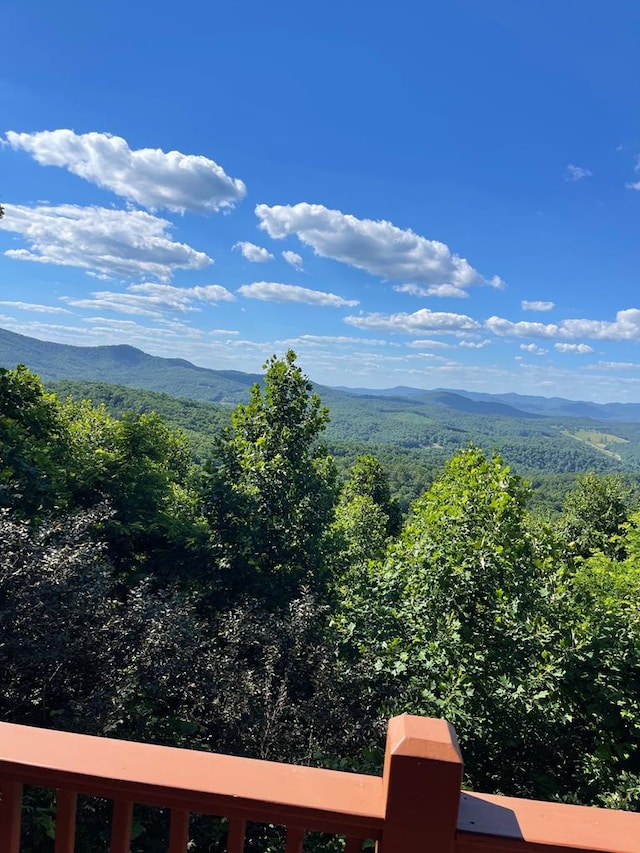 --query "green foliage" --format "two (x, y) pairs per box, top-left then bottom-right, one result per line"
(4, 357), (640, 825)
(0, 365), (71, 514)
(201, 351), (338, 604)
(560, 471), (630, 558)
